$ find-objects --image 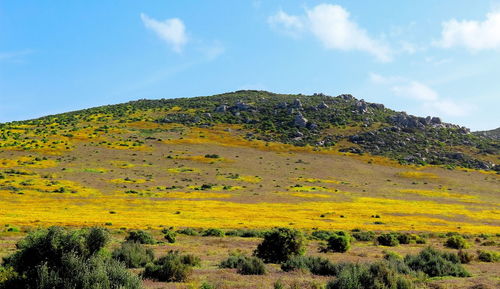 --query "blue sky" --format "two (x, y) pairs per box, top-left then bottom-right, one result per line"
(1, 1), (499, 130)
